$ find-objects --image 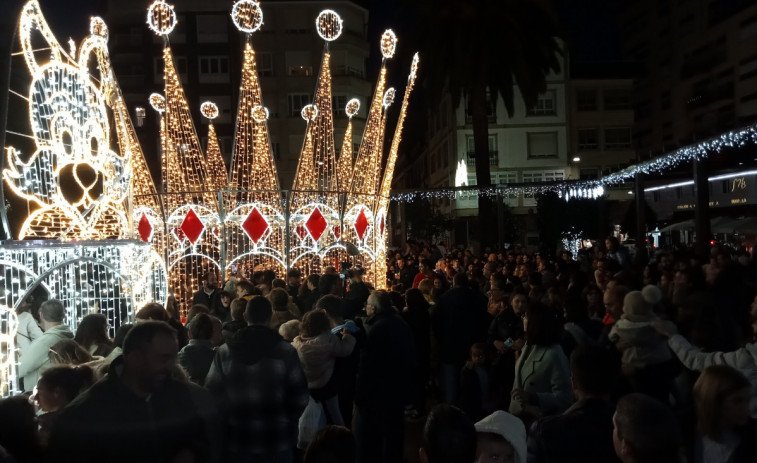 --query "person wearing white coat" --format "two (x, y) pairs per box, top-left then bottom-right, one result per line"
(654, 319), (757, 417)
(15, 308), (43, 355)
